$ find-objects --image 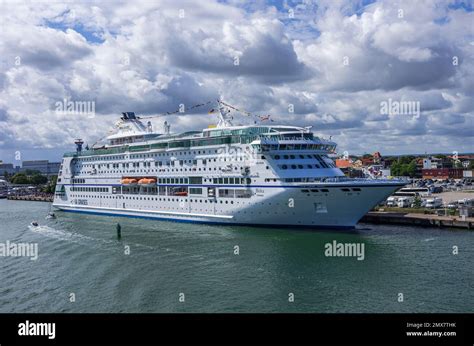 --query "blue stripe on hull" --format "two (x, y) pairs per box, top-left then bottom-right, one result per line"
(62, 183), (404, 188)
(58, 208), (355, 230)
